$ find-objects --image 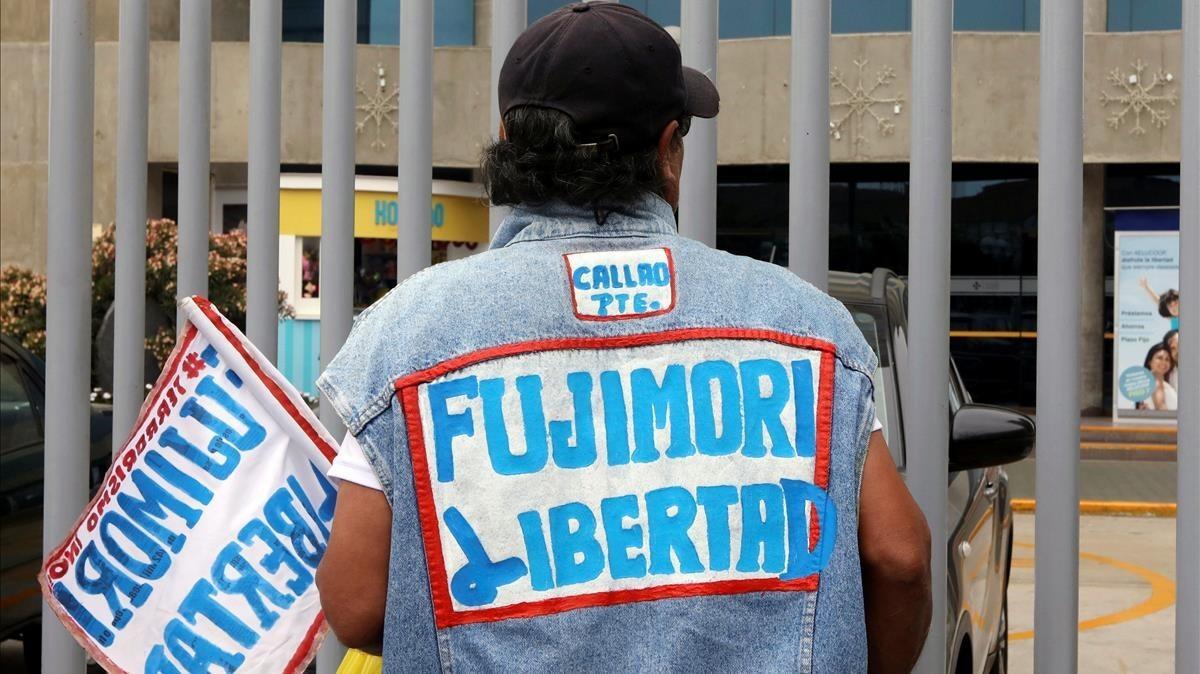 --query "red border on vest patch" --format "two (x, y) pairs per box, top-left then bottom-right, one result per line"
(394, 328), (837, 628)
